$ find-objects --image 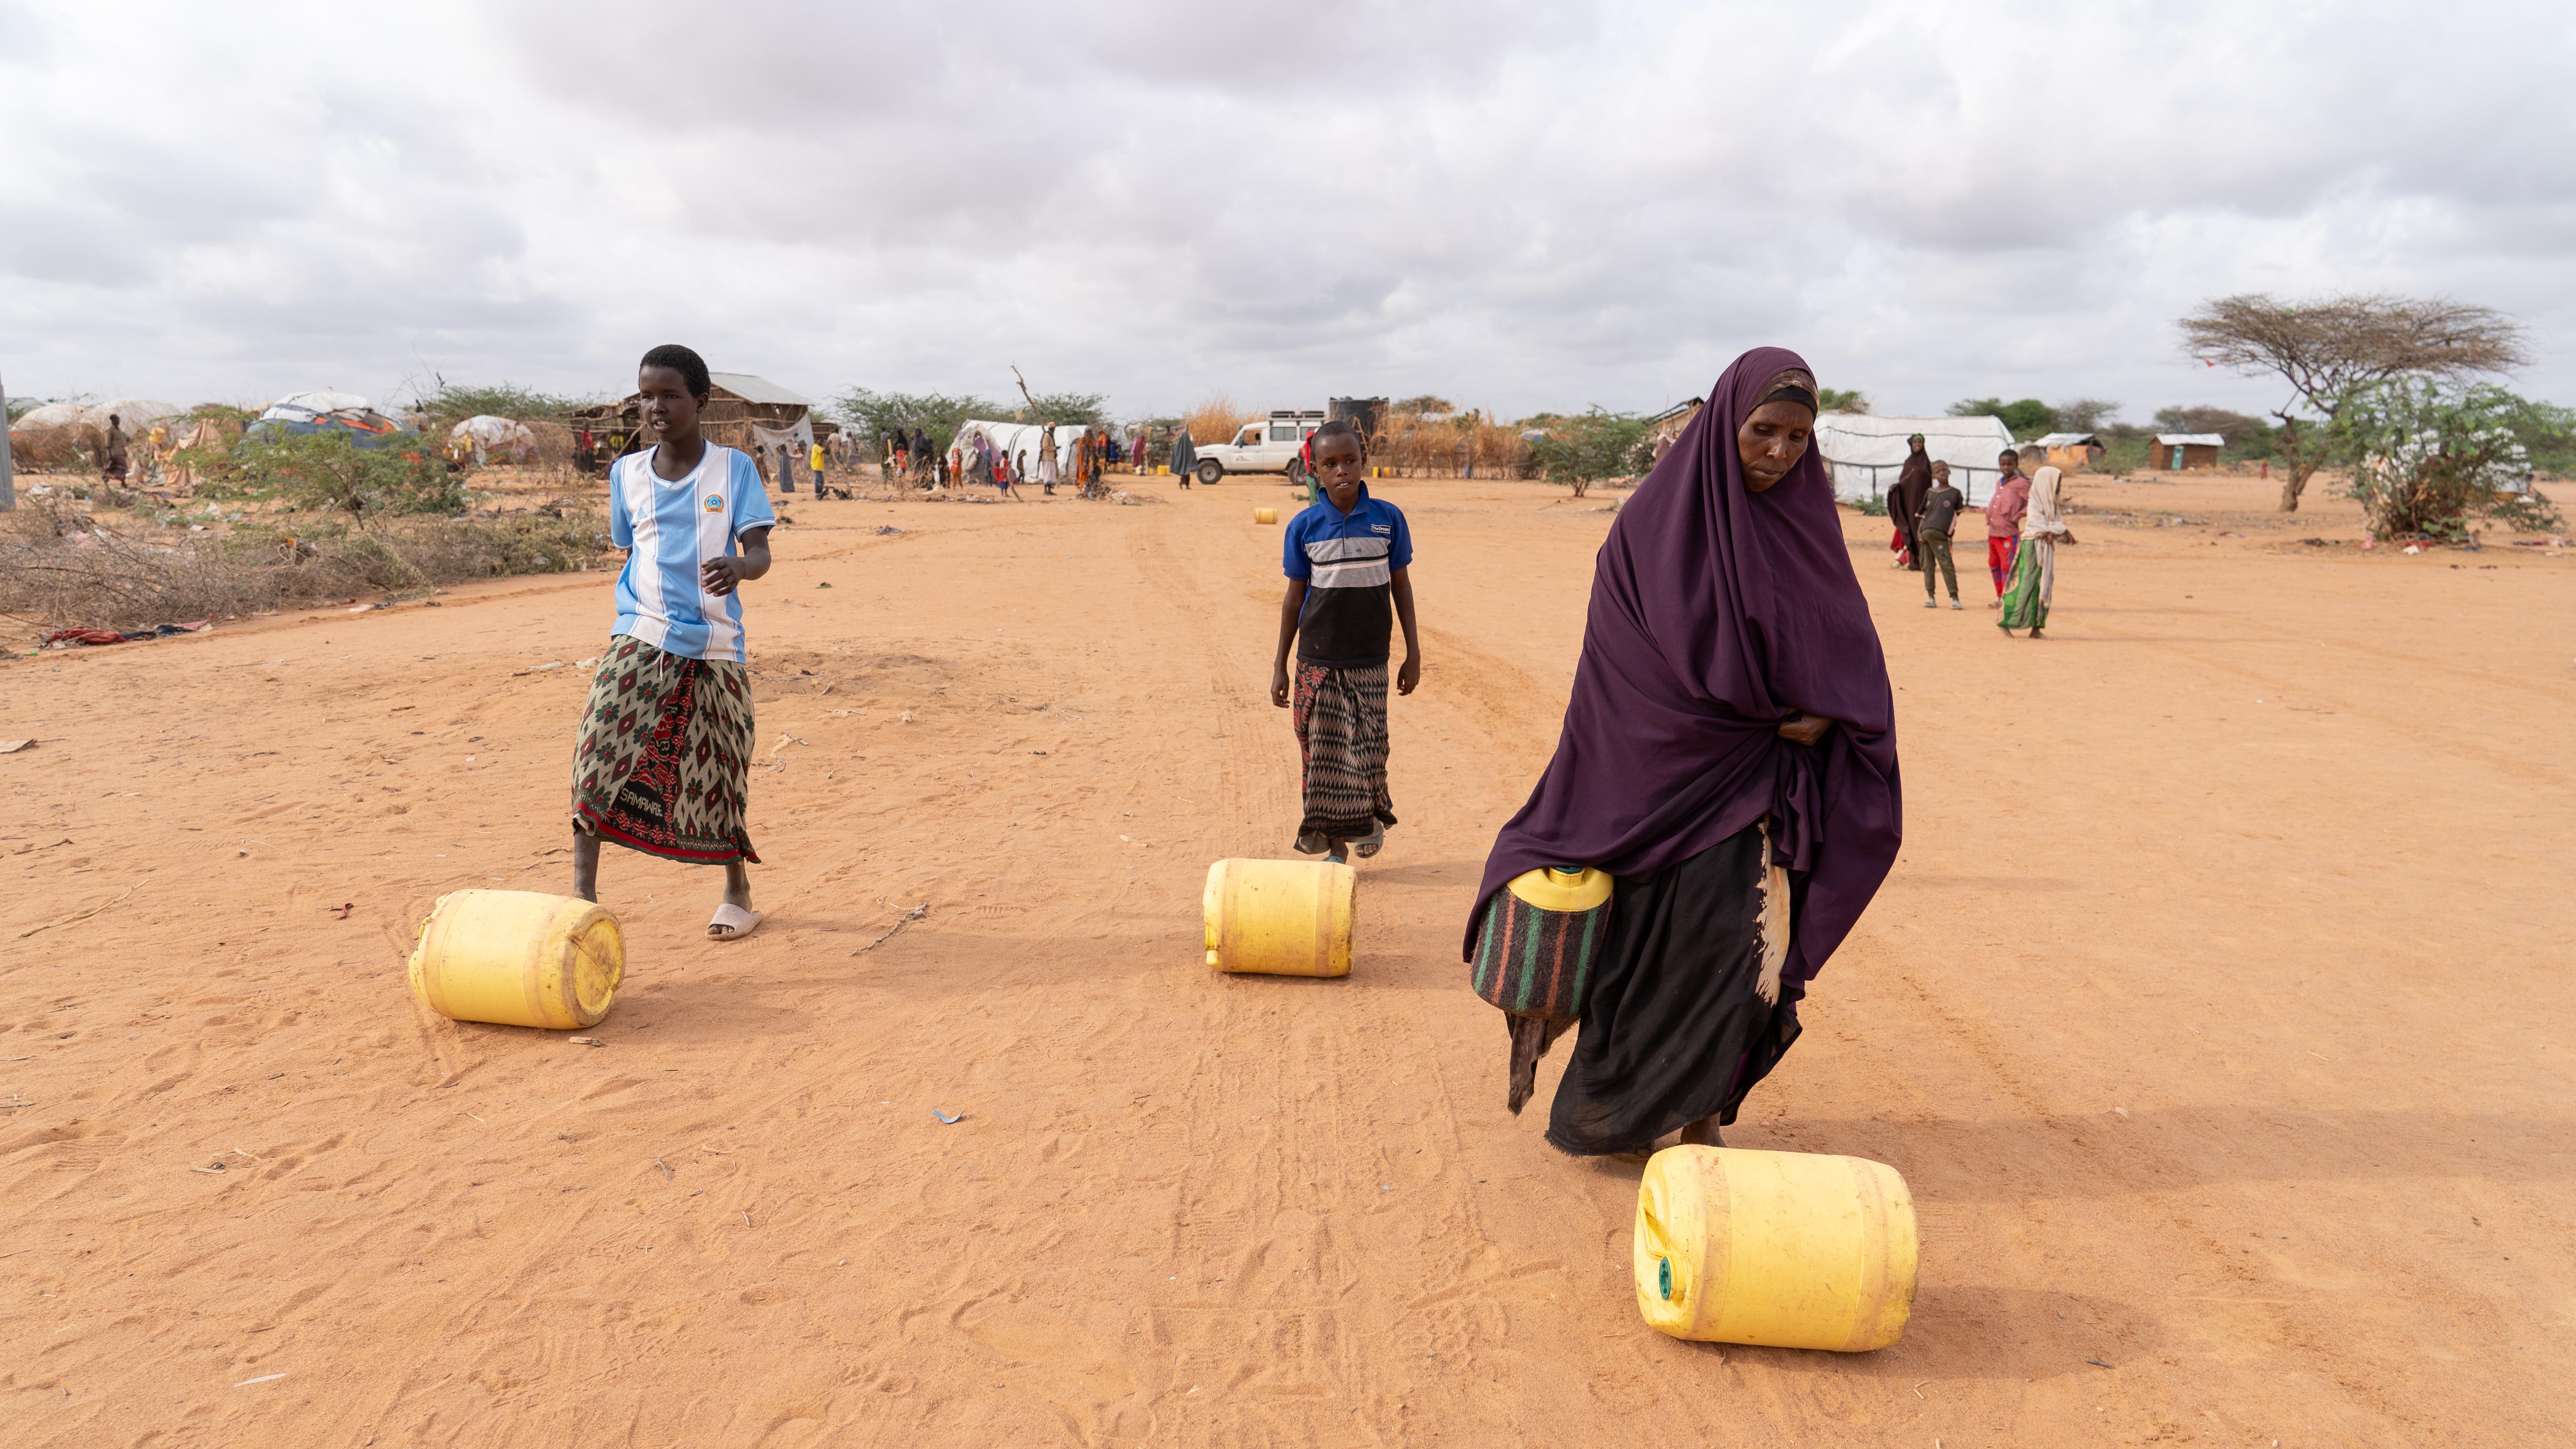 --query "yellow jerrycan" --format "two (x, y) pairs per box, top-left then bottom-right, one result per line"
(1252, 508), (1279, 525)
(1203, 858), (1356, 977)
(407, 889), (624, 1030)
(1635, 1145), (1917, 1351)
